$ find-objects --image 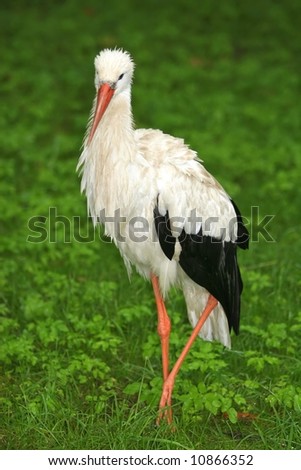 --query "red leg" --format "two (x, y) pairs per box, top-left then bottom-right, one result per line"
(151, 274), (172, 423)
(157, 294), (218, 424)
